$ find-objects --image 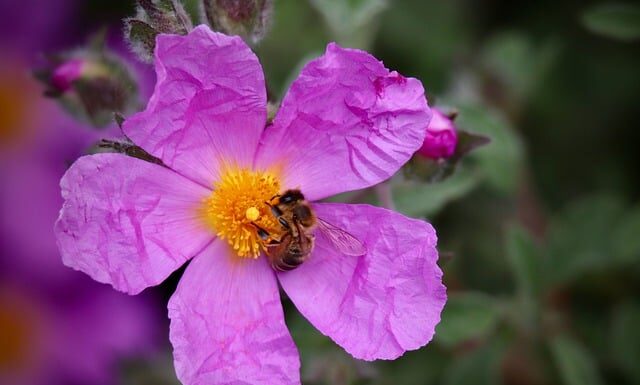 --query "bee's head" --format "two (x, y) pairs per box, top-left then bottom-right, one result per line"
(278, 189), (305, 205)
